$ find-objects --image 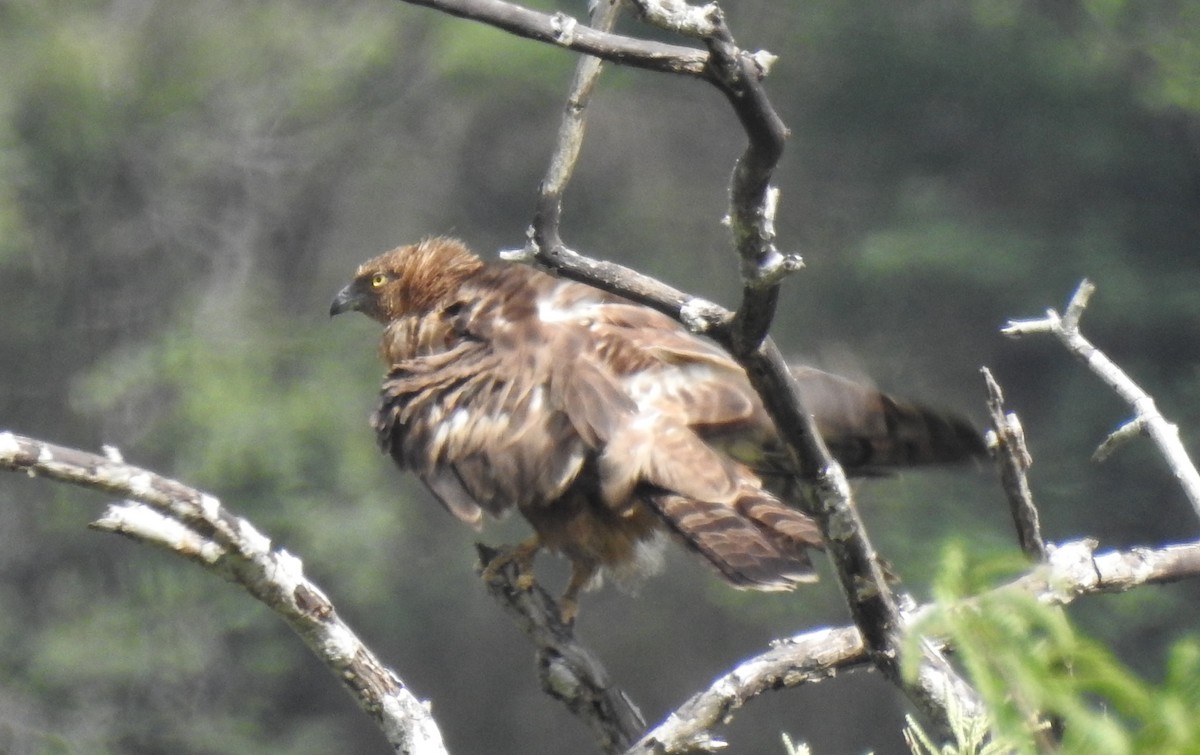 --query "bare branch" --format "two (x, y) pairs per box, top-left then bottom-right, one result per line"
(1093, 417), (1148, 463)
(92, 501), (226, 564)
(1014, 538), (1200, 602)
(630, 538), (1200, 753)
(401, 0), (708, 76)
(37, 427), (1195, 755)
(476, 544), (646, 754)
(0, 431), (448, 755)
(627, 625), (864, 754)
(540, 0), (621, 201)
(1003, 280), (1200, 521)
(982, 367), (1046, 560)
